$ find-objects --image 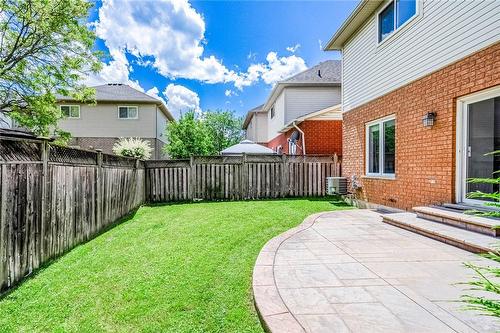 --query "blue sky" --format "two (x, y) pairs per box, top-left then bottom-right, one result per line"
(87, 0), (358, 118)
